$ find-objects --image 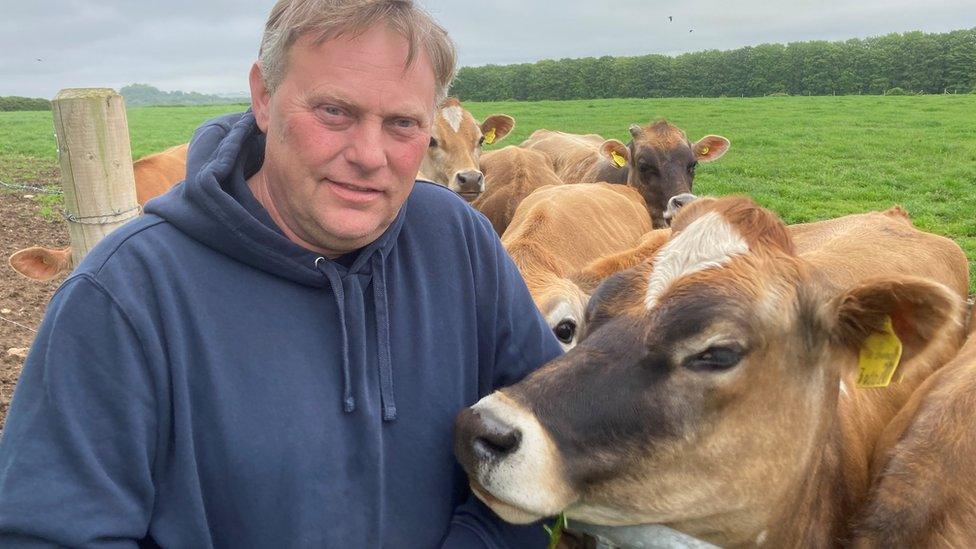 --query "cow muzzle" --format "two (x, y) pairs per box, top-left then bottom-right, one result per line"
(664, 193), (697, 224)
(453, 392), (577, 523)
(453, 170), (485, 201)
